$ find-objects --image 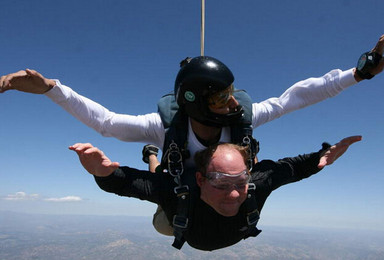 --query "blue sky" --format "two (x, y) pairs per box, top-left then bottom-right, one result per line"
(1, 0), (383, 231)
